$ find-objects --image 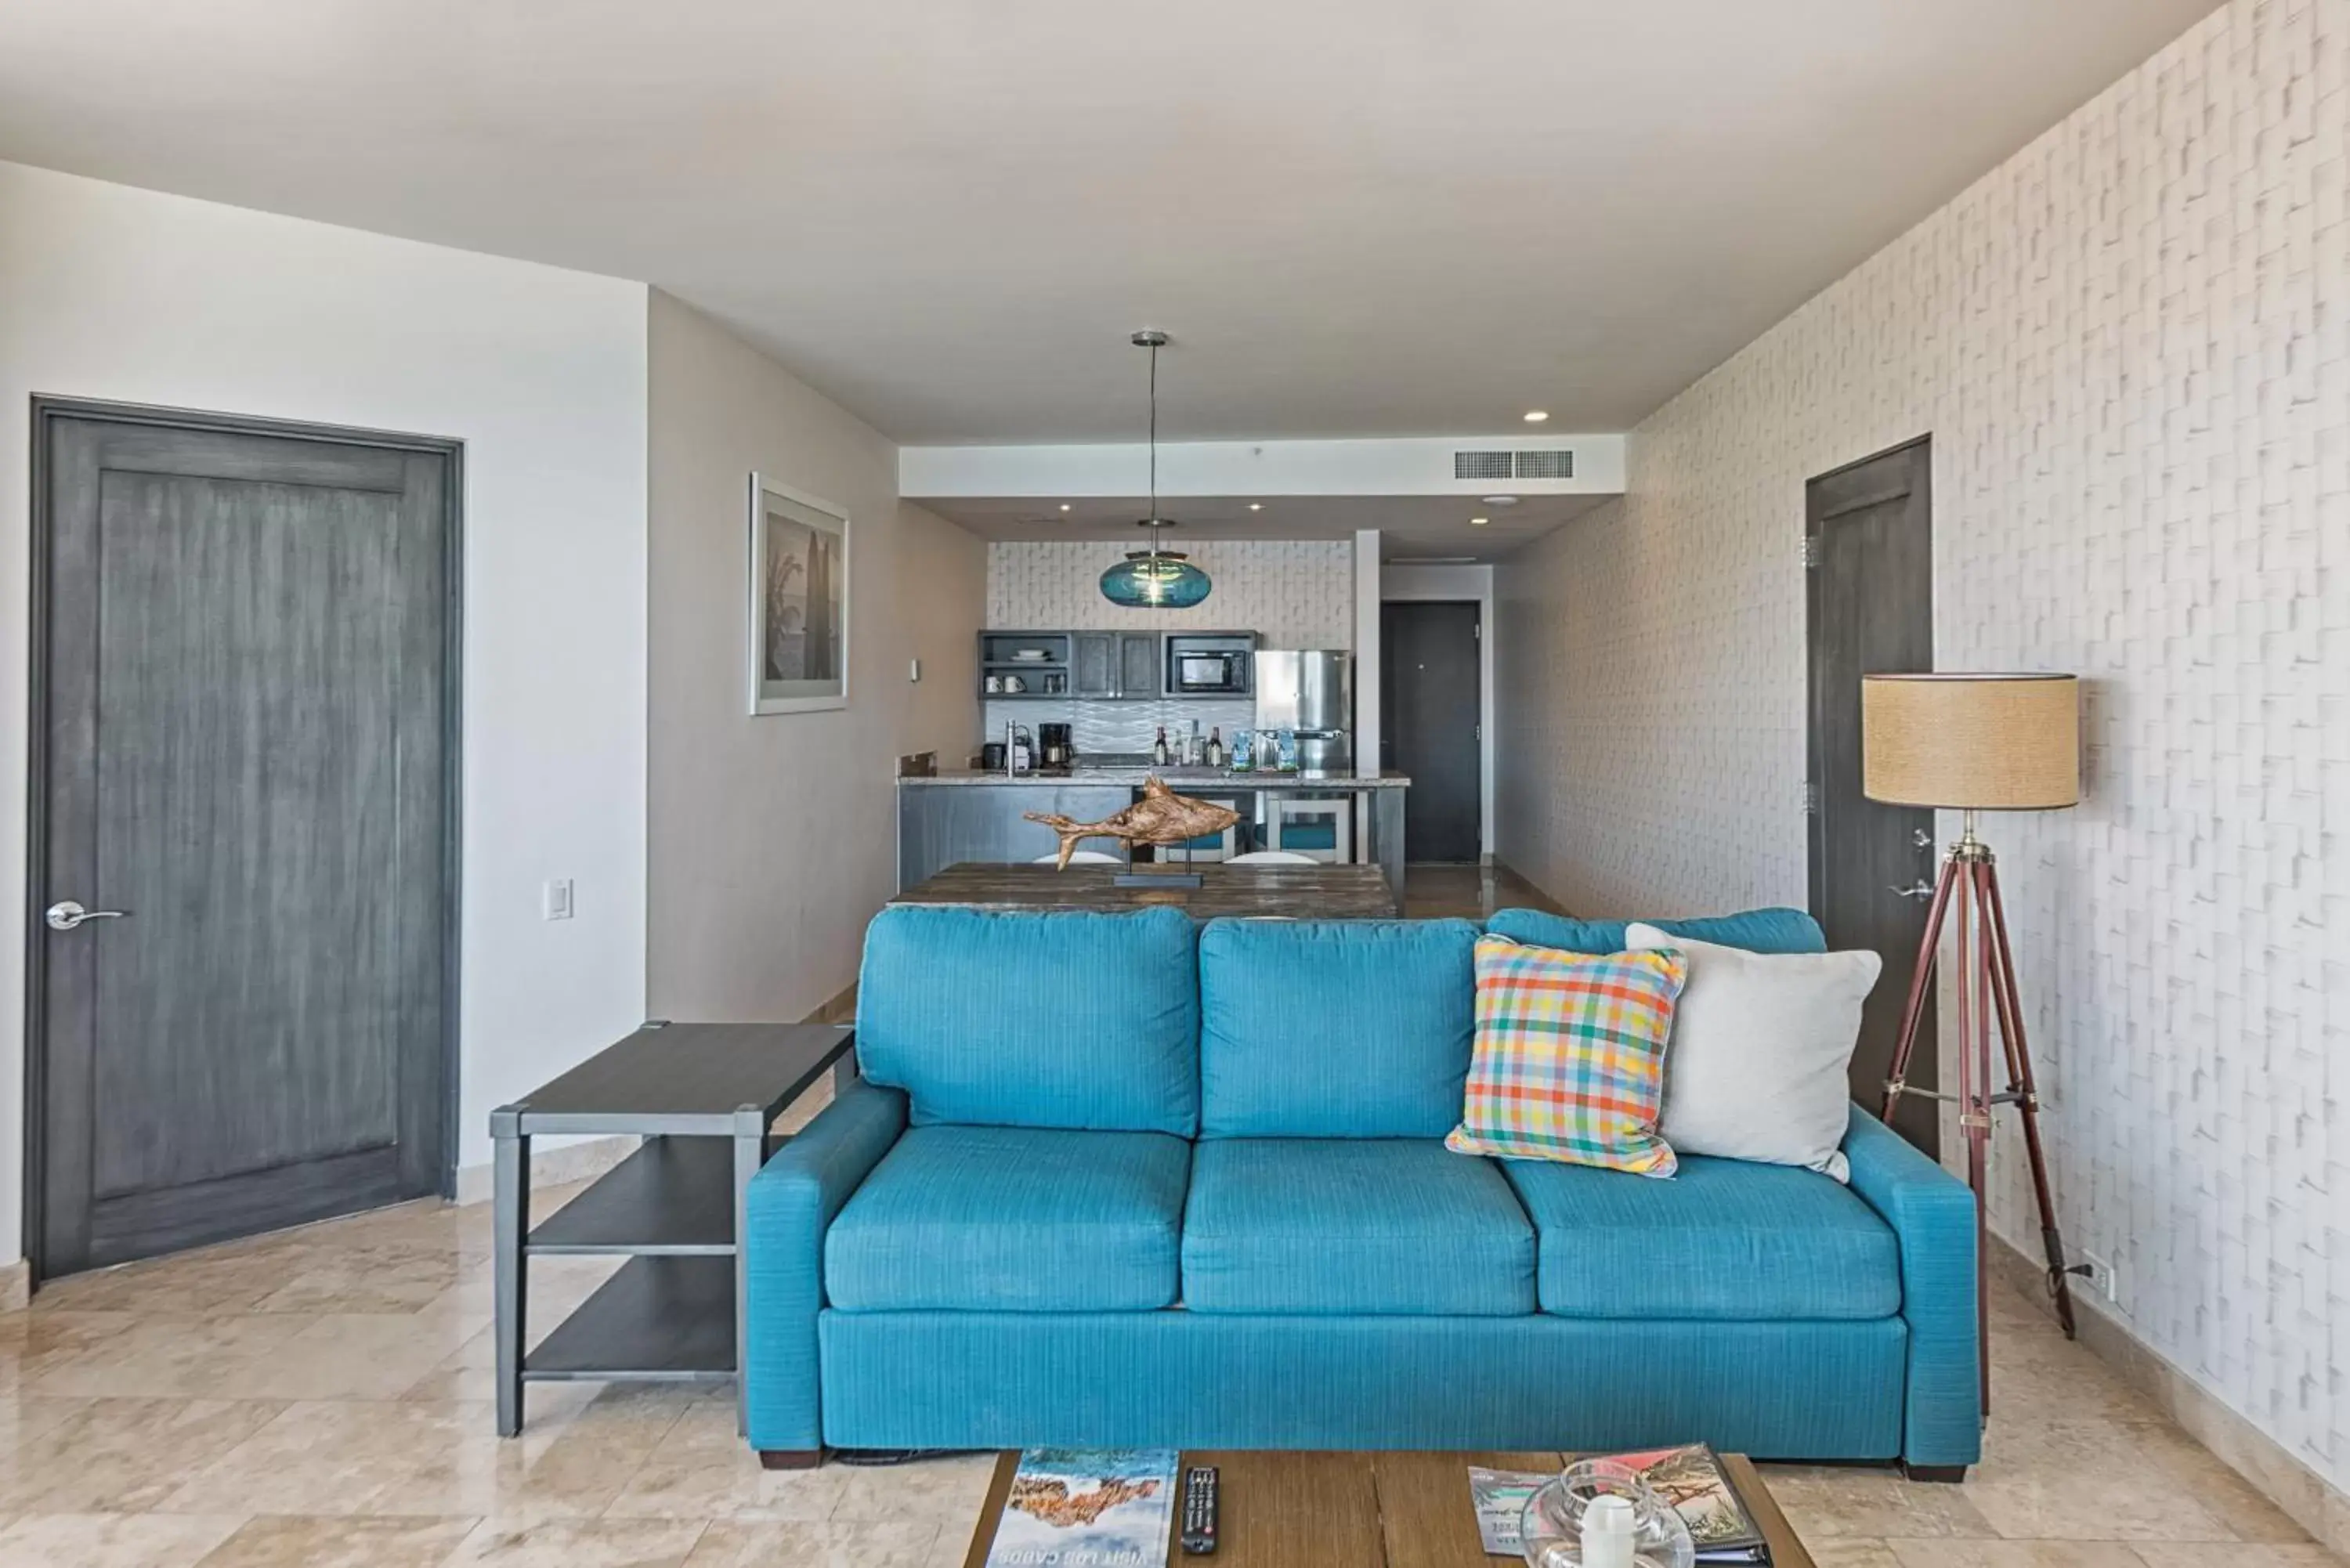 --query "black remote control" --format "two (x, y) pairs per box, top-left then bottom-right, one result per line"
(1180, 1465), (1219, 1555)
